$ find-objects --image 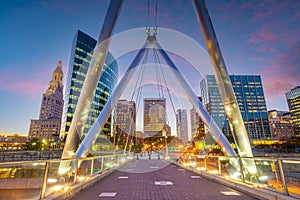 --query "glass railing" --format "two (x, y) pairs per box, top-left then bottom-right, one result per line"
(168, 153), (300, 199)
(0, 154), (129, 199)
